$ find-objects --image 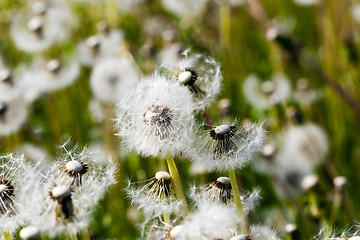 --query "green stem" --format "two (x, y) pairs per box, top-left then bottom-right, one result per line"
(228, 168), (248, 234)
(82, 228), (90, 240)
(163, 212), (171, 225)
(165, 154), (189, 215)
(4, 232), (11, 240)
